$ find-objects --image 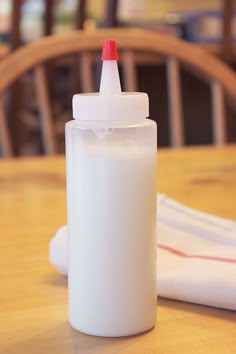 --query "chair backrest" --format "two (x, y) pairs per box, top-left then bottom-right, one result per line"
(1, 28), (236, 157)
